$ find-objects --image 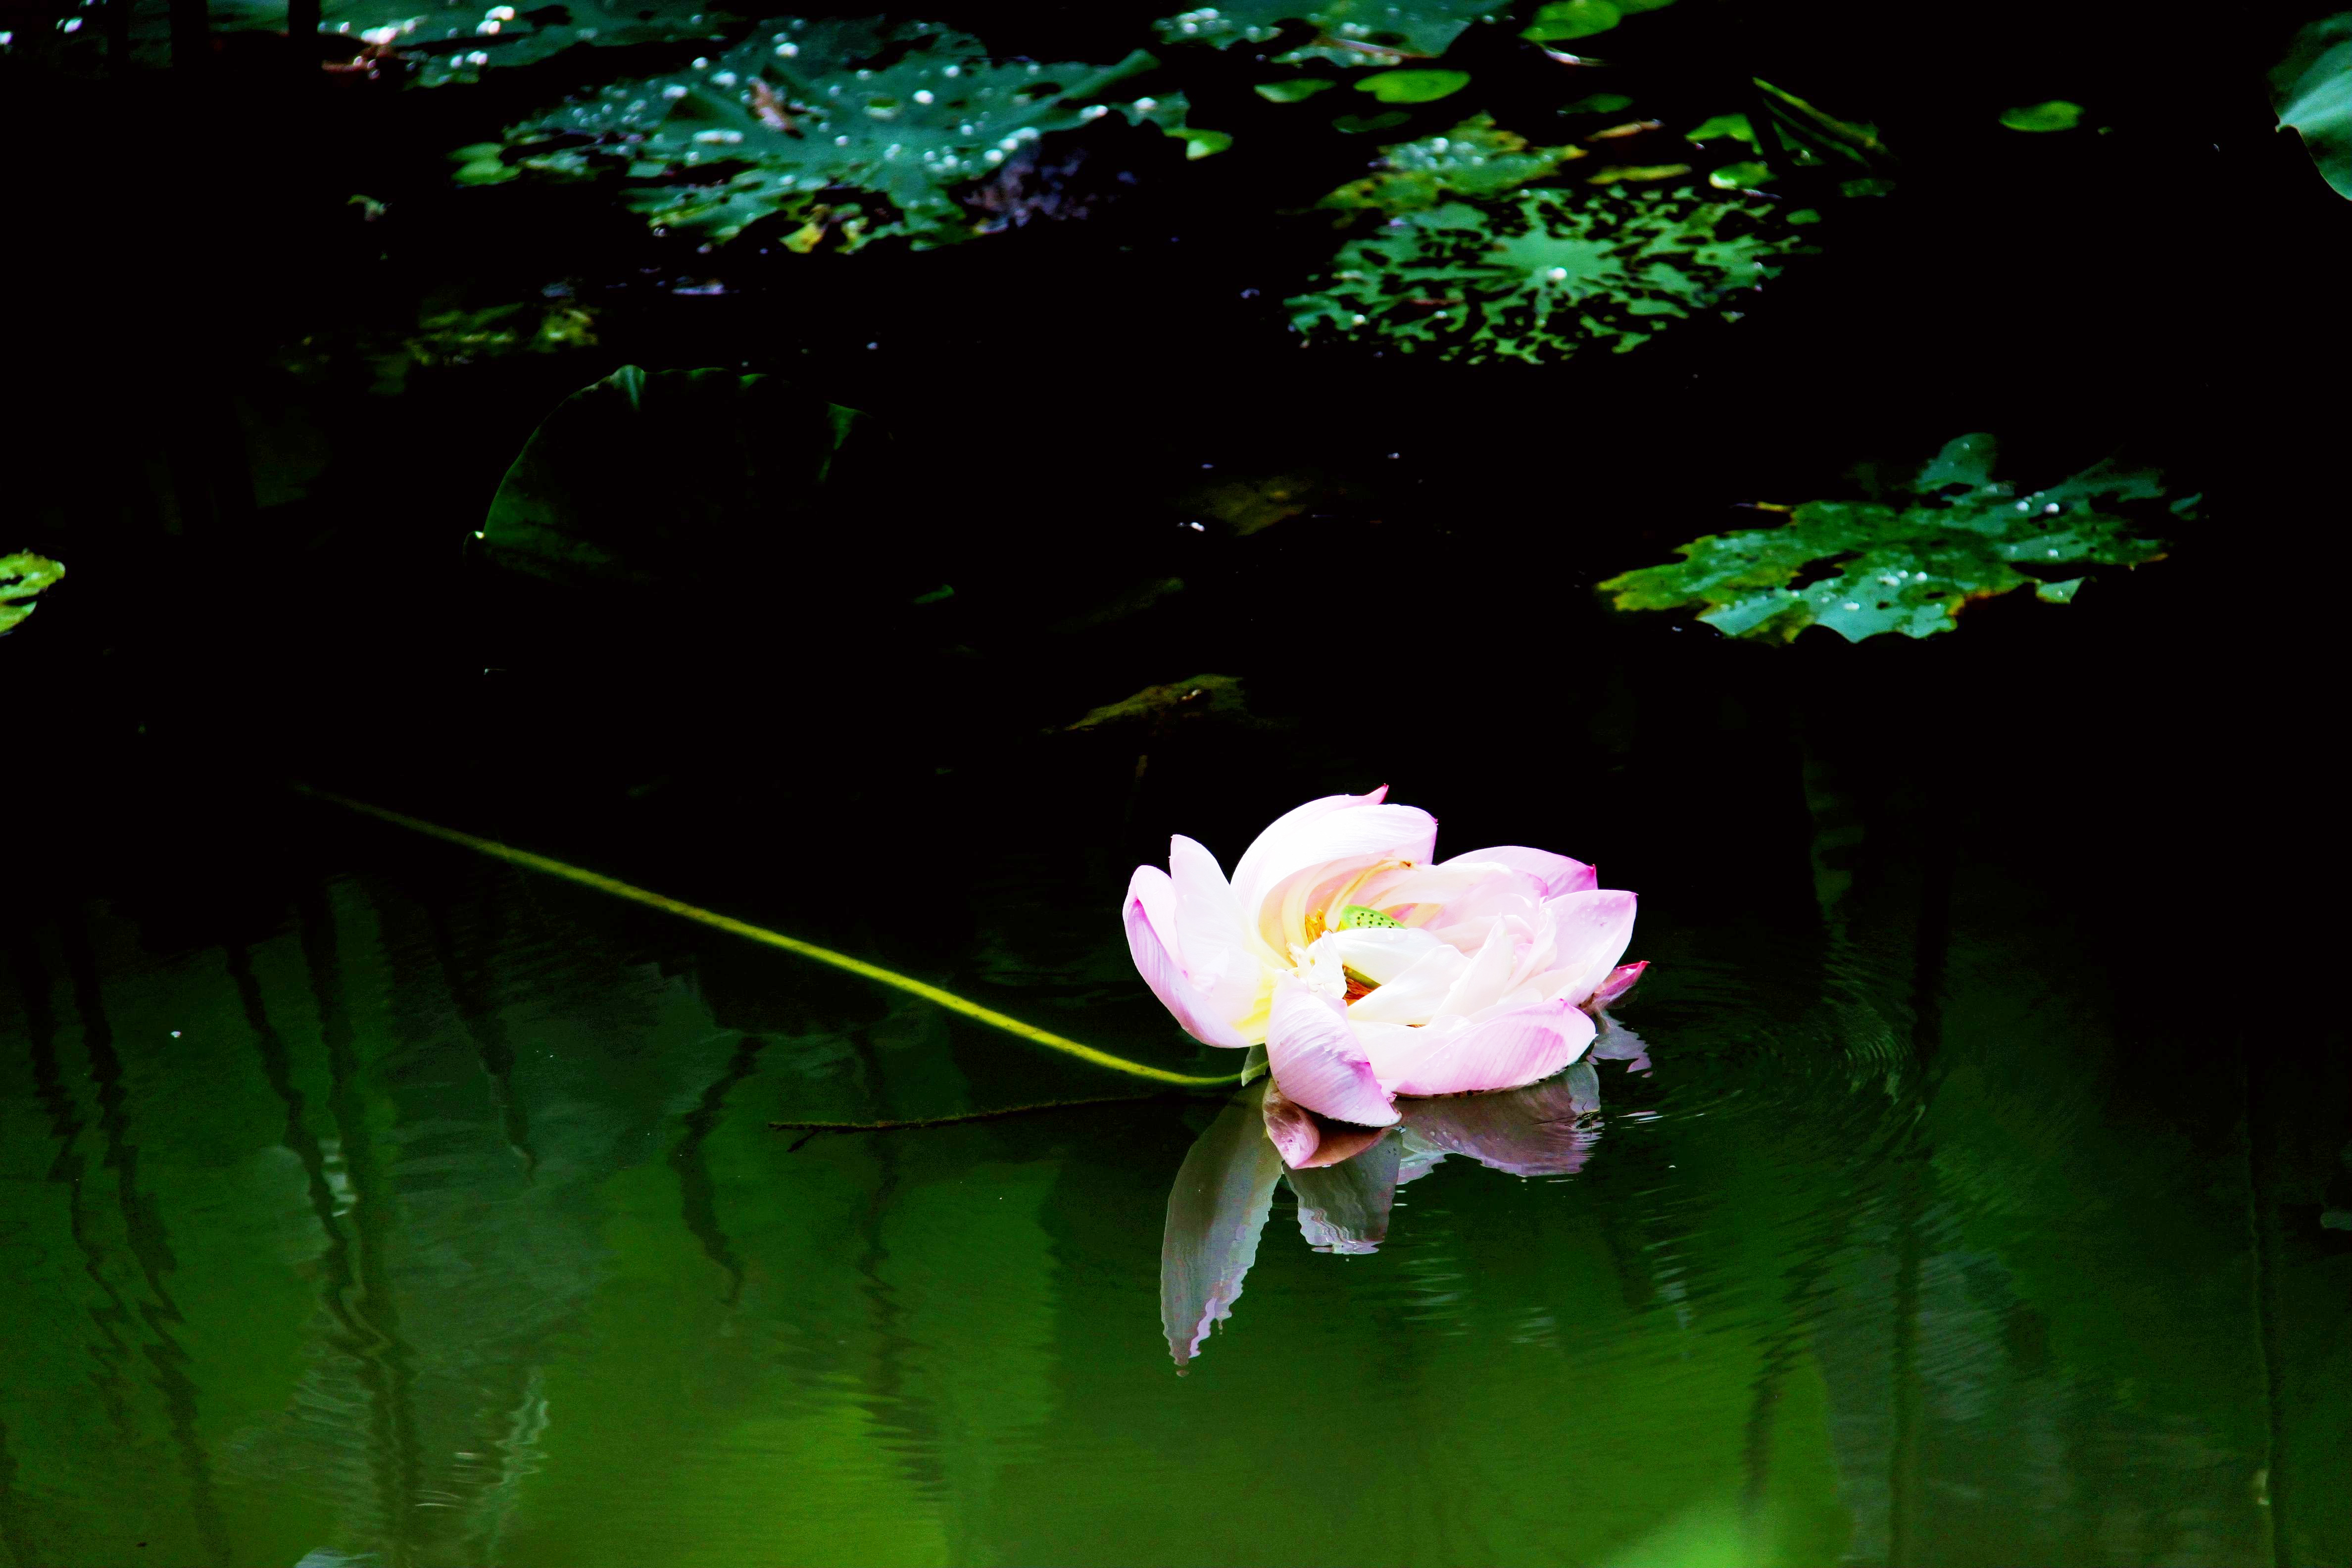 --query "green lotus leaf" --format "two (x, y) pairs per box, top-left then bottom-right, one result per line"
(1287, 186), (1812, 363)
(1598, 435), (2178, 642)
(1521, 0), (1618, 42)
(494, 18), (1196, 247)
(2271, 12), (2352, 197)
(1152, 0), (1510, 65)
(0, 552), (66, 635)
(1317, 113), (1582, 214)
(1999, 99), (2084, 132)
(1355, 67), (1470, 102)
